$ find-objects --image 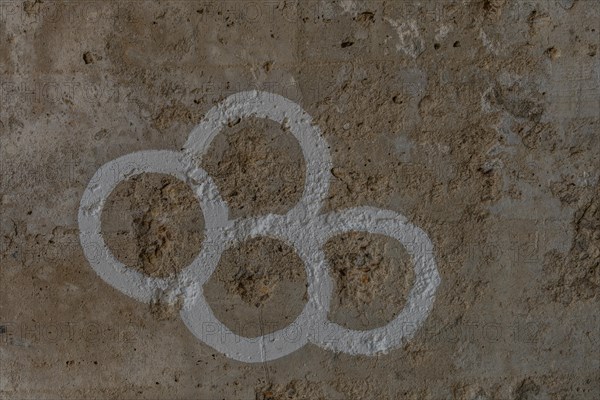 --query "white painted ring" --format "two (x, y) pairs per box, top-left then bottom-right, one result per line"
(180, 214), (331, 362)
(78, 150), (228, 303)
(183, 90), (333, 219)
(308, 207), (441, 355)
